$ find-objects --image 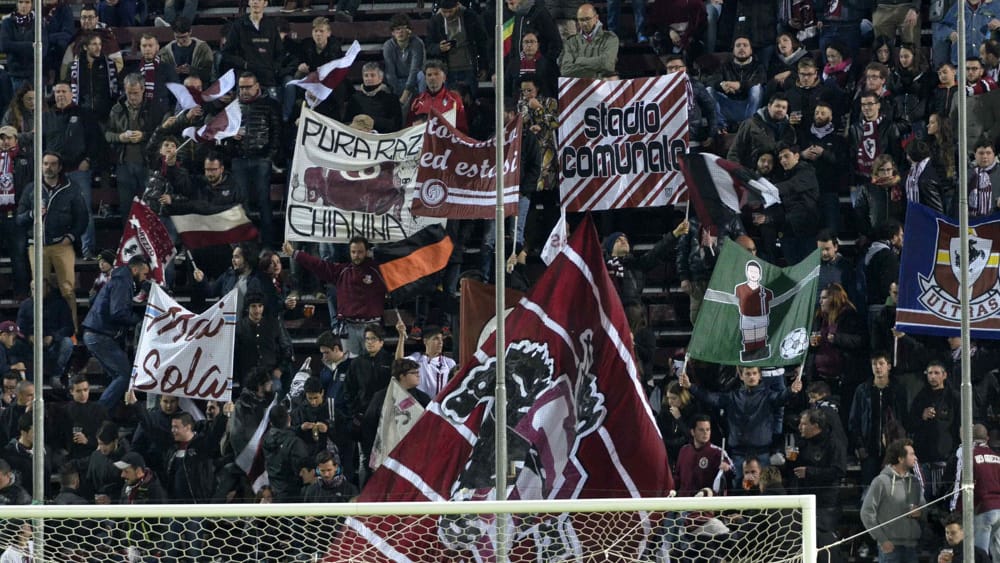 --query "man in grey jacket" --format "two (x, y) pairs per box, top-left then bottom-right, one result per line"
(860, 438), (923, 562)
(557, 4), (618, 79)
